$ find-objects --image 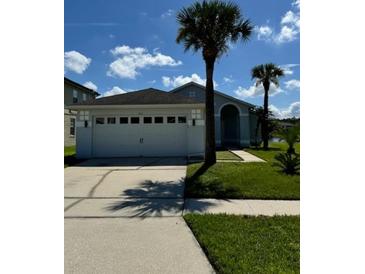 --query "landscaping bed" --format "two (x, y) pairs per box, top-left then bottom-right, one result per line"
(184, 214), (300, 274)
